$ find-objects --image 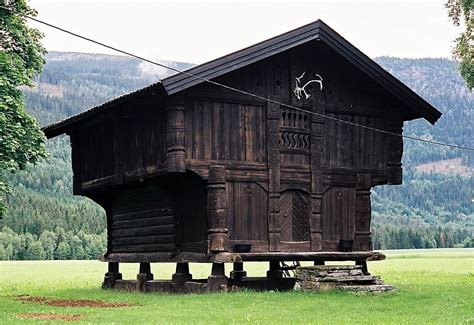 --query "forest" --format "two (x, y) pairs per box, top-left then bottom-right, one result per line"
(0, 52), (472, 260)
